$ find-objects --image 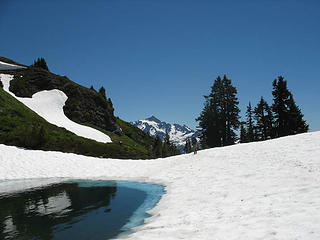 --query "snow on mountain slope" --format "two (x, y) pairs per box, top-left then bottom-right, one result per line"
(0, 74), (112, 143)
(0, 61), (26, 70)
(132, 116), (199, 151)
(0, 132), (320, 240)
